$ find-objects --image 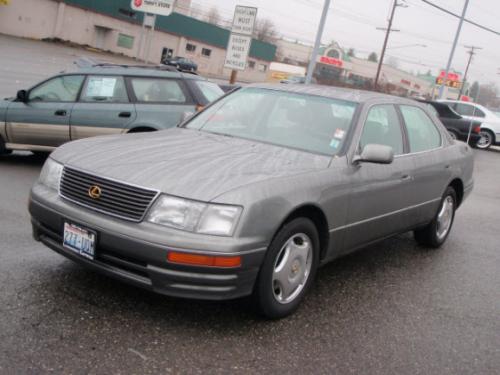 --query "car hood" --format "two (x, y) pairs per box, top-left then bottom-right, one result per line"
(52, 128), (331, 202)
